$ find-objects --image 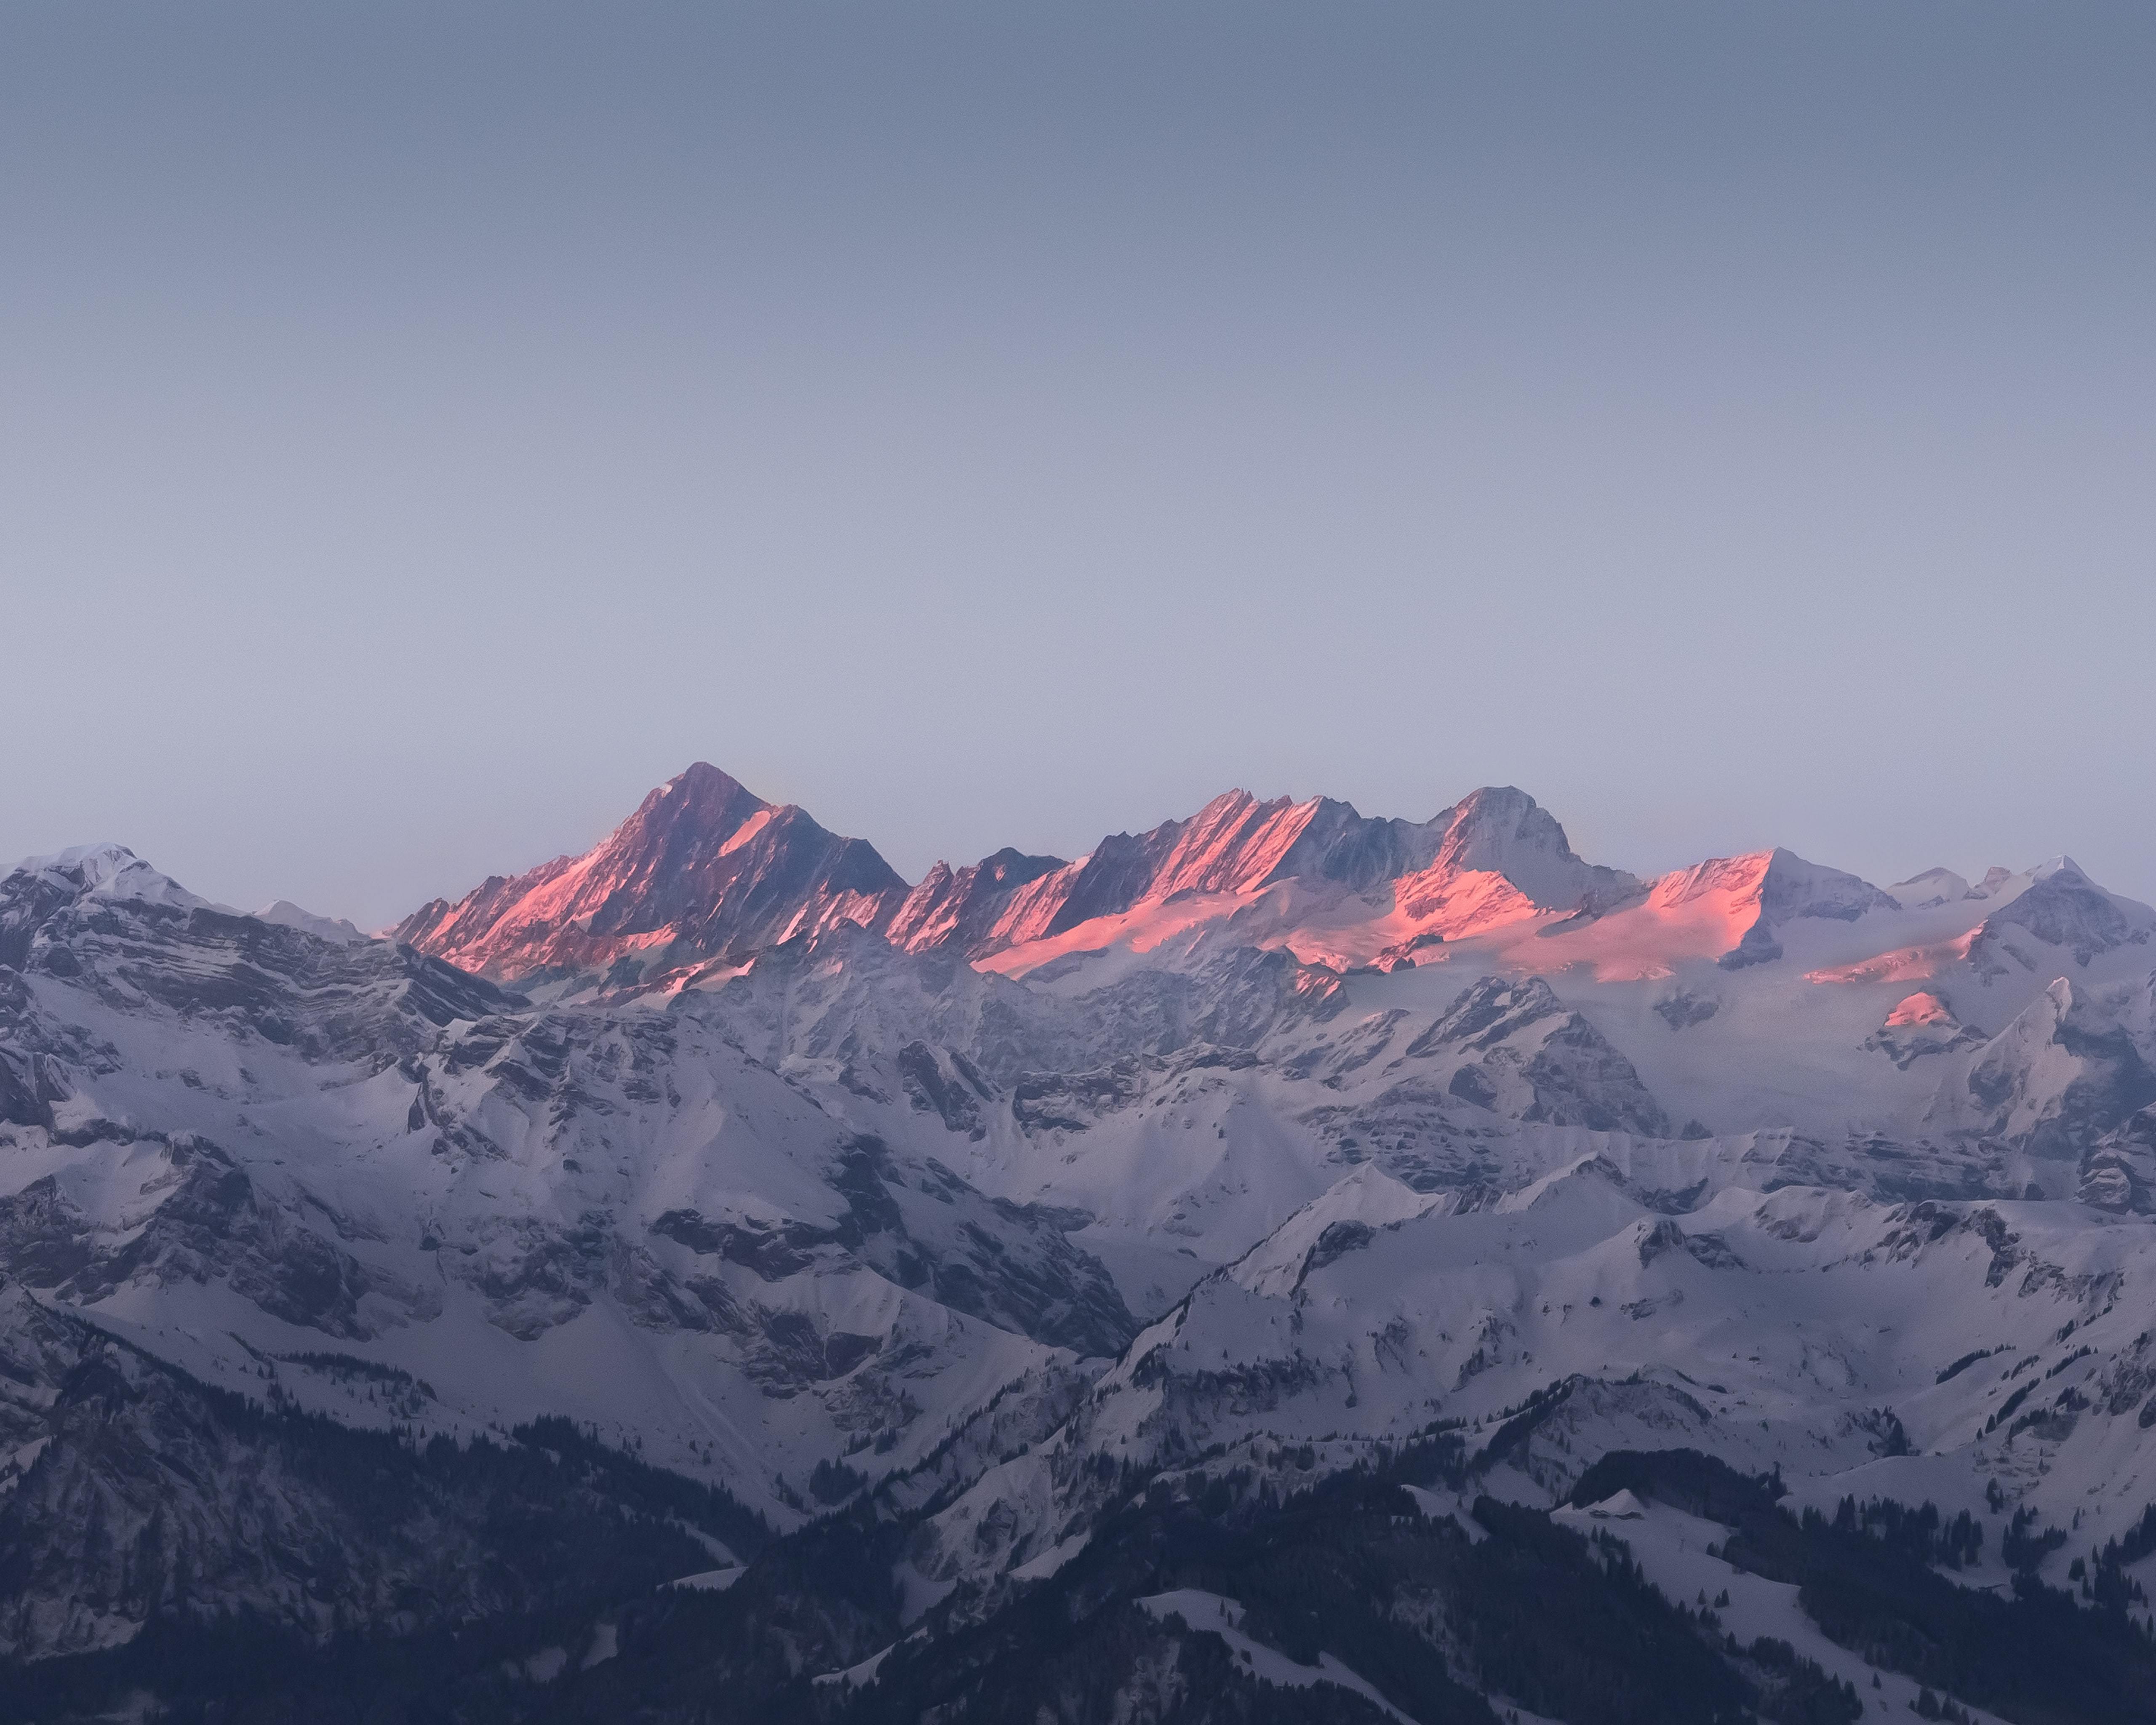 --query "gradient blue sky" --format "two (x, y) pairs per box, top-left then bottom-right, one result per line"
(5, 2), (2153, 925)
